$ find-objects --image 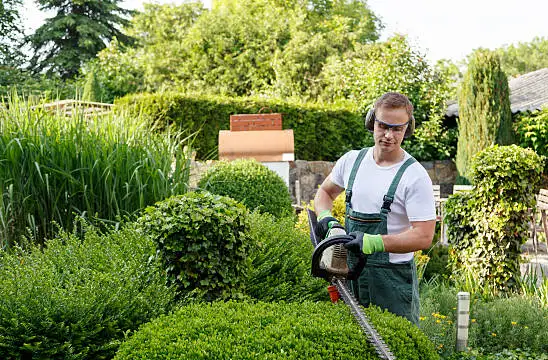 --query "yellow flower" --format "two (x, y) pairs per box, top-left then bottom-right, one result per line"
(452, 307), (456, 310)
(471, 319), (476, 323)
(436, 319), (441, 323)
(524, 326), (529, 329)
(420, 316), (426, 321)
(491, 333), (497, 337)
(511, 321), (517, 326)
